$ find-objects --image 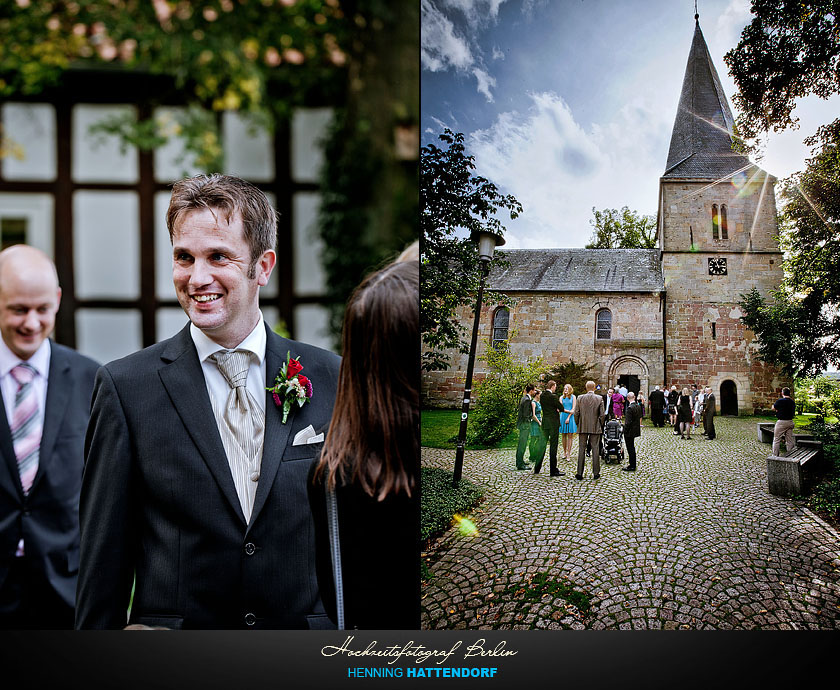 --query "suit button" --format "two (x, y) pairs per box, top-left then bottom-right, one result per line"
(244, 612), (257, 626)
(244, 542), (256, 556)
